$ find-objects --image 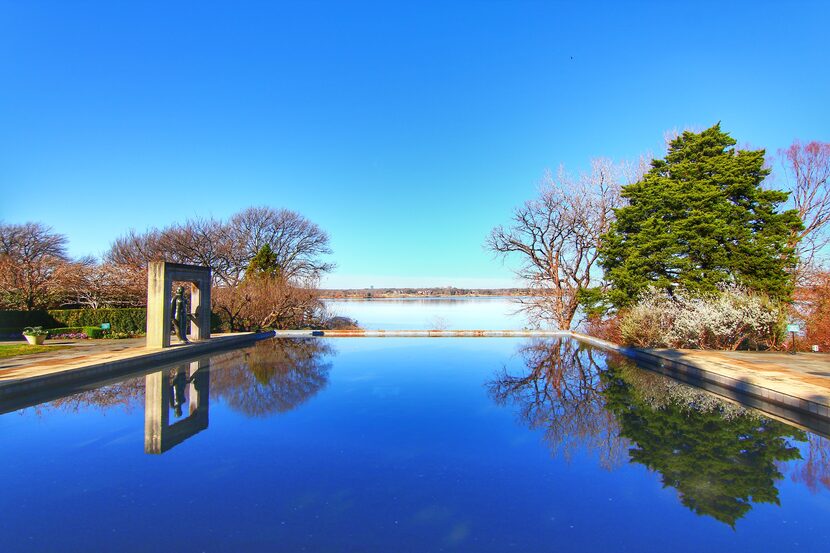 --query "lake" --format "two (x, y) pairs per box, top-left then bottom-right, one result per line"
(325, 296), (534, 329)
(1, 334), (828, 552)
